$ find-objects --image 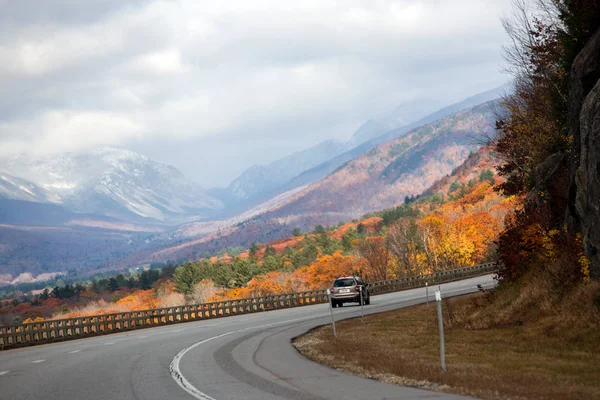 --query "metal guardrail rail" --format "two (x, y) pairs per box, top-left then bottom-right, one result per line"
(0, 262), (496, 350)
